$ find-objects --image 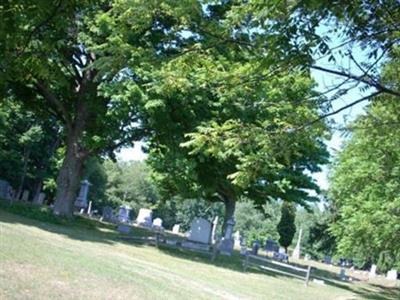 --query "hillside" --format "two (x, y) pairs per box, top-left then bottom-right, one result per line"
(0, 208), (398, 300)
